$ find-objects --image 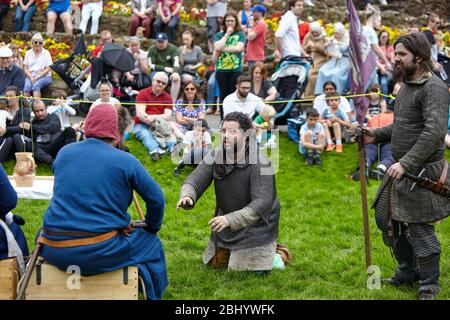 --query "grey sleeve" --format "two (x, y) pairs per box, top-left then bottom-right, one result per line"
(225, 207), (260, 231)
(196, 46), (204, 65)
(373, 124), (393, 144)
(179, 150), (215, 205)
(399, 81), (449, 171)
(180, 184), (198, 203)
